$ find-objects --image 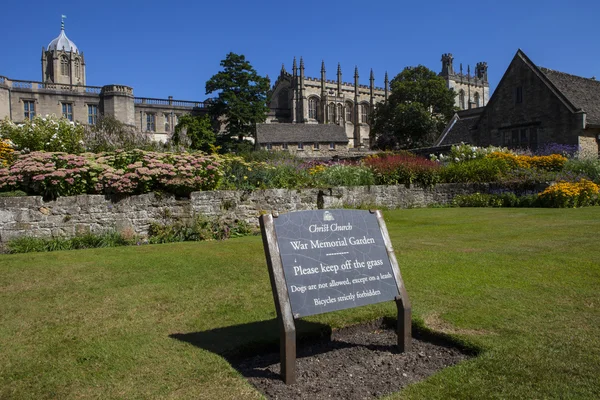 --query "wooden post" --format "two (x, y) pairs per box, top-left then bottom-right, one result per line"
(374, 210), (412, 352)
(259, 213), (297, 384)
